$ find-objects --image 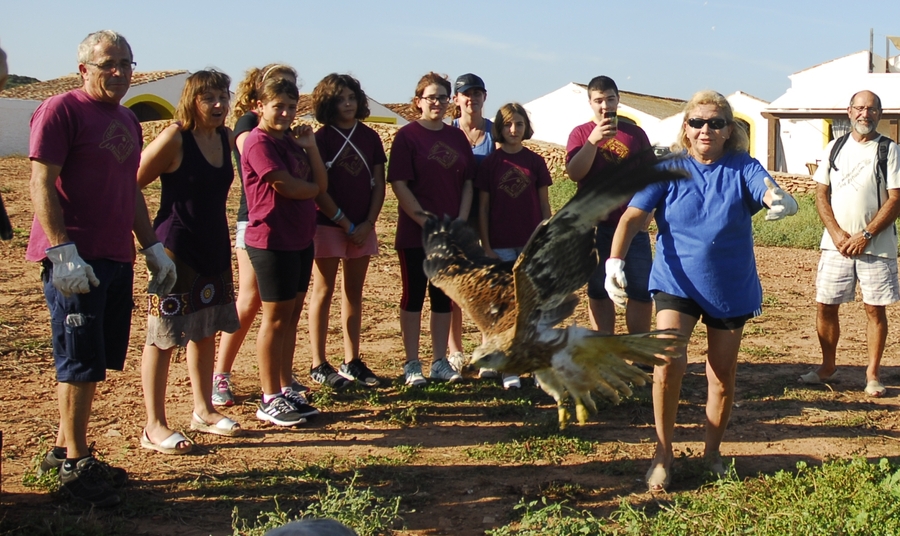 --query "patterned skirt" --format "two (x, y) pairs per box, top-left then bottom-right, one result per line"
(146, 252), (239, 349)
